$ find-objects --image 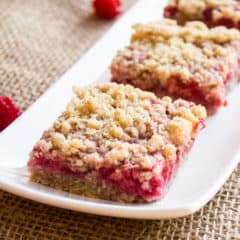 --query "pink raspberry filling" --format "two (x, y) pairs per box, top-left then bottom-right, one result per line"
(28, 139), (197, 201)
(202, 8), (240, 29)
(28, 156), (176, 201)
(164, 6), (178, 19)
